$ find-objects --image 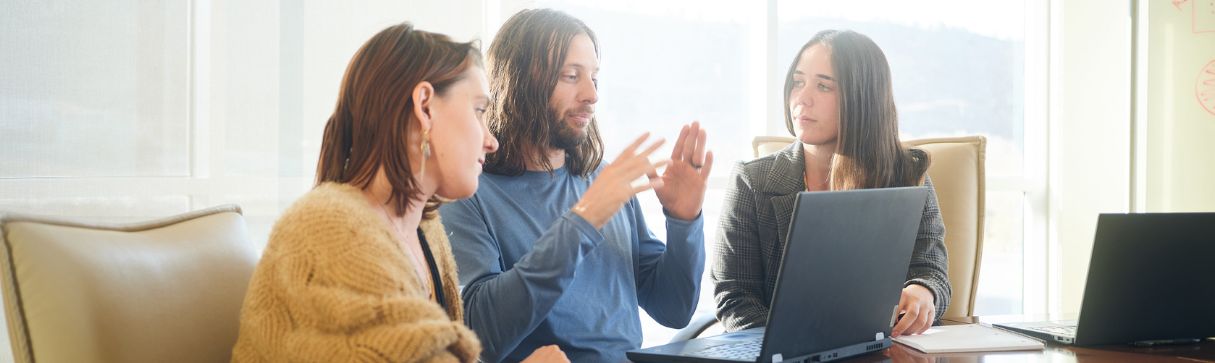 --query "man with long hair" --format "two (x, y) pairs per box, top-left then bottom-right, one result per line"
(440, 8), (713, 362)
